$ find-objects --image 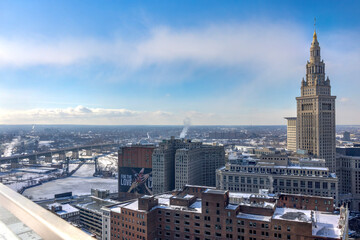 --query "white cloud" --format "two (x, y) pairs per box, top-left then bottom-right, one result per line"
(1, 21), (360, 125)
(0, 22), (307, 78)
(0, 106), (138, 124)
(0, 105), (286, 125)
